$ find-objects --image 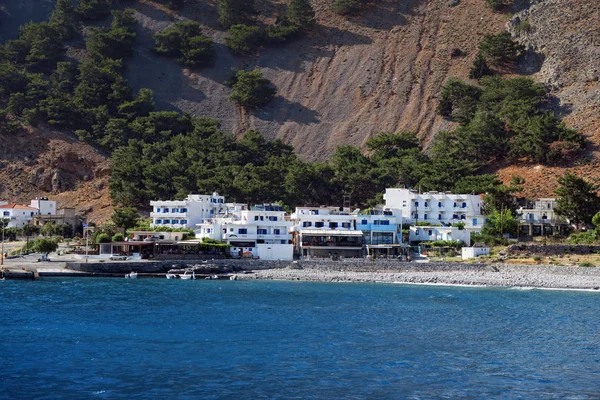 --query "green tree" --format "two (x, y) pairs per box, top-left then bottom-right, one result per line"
(111, 206), (140, 230)
(287, 0), (316, 27)
(437, 78), (482, 123)
(112, 233), (125, 242)
(555, 172), (600, 228)
(217, 0), (257, 28)
(86, 9), (137, 61)
(225, 24), (262, 54)
(95, 233), (111, 243)
(469, 54), (493, 79)
(481, 208), (518, 236)
(77, 0), (112, 20)
(33, 237), (59, 255)
(229, 70), (276, 108)
(50, 0), (80, 39)
(478, 32), (524, 66)
(154, 21), (215, 68)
